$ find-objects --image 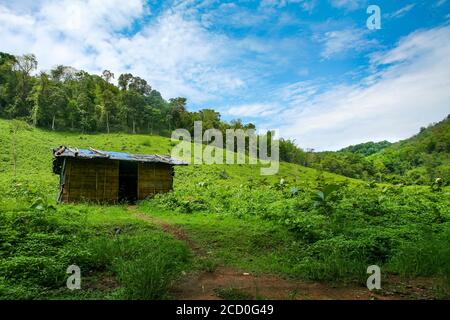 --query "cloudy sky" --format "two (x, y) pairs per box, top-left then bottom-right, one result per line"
(1, 0), (449, 150)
